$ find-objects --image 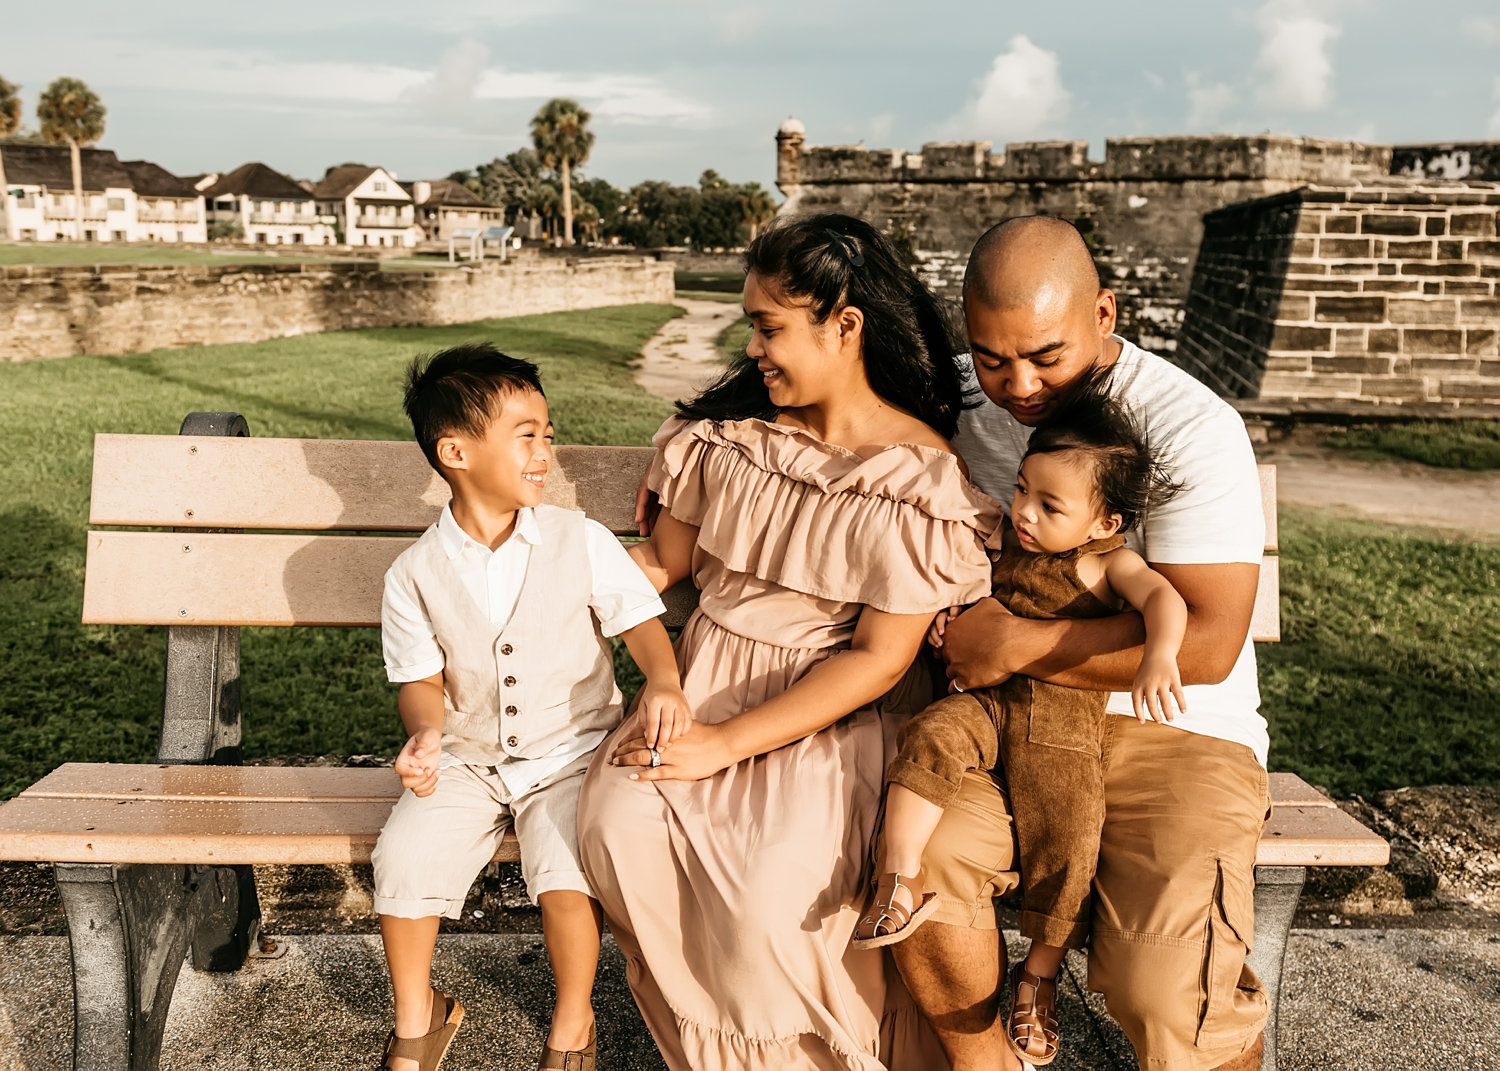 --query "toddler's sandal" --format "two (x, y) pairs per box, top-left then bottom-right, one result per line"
(379, 987), (465, 1071)
(1006, 963), (1060, 1067)
(851, 871), (940, 950)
